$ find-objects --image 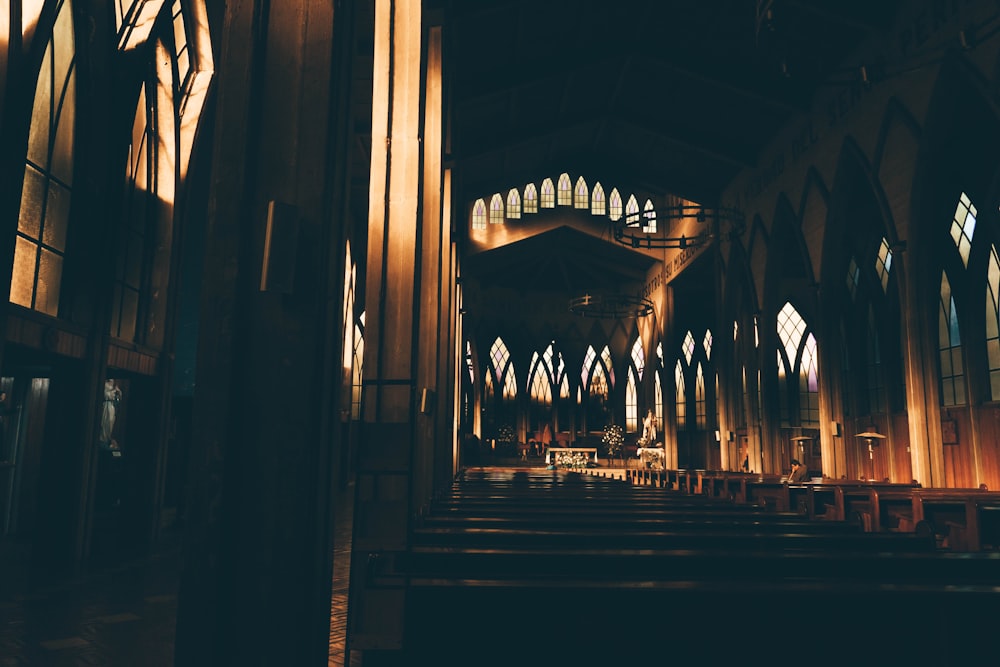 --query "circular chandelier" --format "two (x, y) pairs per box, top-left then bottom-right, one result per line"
(612, 204), (746, 250)
(568, 293), (654, 319)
